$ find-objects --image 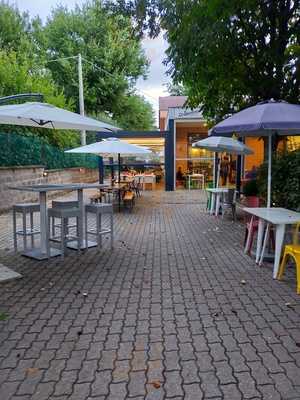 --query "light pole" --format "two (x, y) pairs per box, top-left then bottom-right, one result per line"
(47, 54), (86, 145)
(78, 54), (86, 145)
